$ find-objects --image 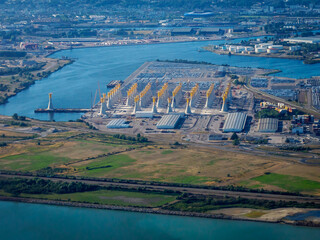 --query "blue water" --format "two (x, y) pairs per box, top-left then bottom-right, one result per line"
(0, 201), (319, 240)
(286, 210), (320, 221)
(0, 39), (320, 121)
